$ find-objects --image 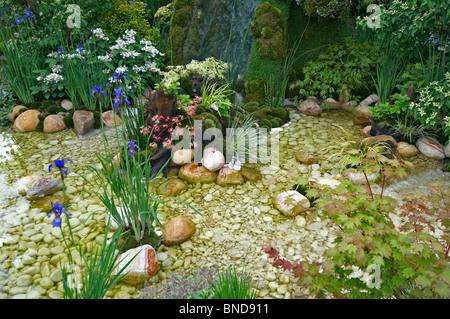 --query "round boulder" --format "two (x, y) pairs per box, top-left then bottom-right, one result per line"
(13, 109), (41, 132)
(43, 115), (66, 133)
(397, 142), (419, 158)
(178, 163), (218, 183)
(112, 245), (159, 285)
(161, 217), (196, 246)
(416, 137), (445, 160)
(216, 167), (244, 186)
(172, 149), (194, 166)
(157, 178), (188, 197)
(7, 105), (28, 123)
(240, 166), (262, 182)
(26, 176), (63, 199)
(295, 152), (317, 165)
(298, 99), (322, 116)
(102, 110), (122, 127)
